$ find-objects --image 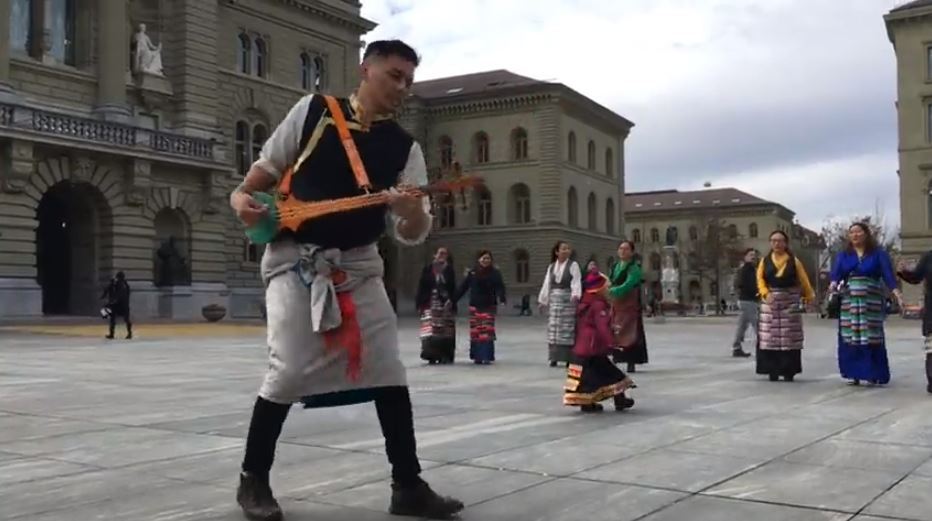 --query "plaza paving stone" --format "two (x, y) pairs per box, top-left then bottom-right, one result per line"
(1, 315), (932, 520)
